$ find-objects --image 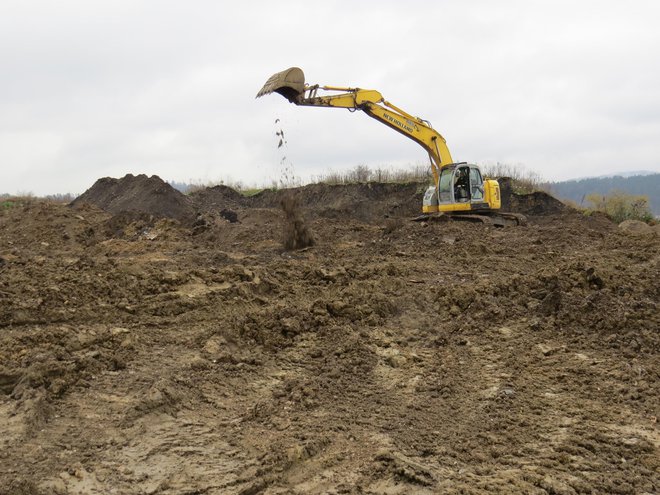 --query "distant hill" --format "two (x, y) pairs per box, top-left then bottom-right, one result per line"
(546, 174), (660, 215)
(593, 170), (656, 179)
